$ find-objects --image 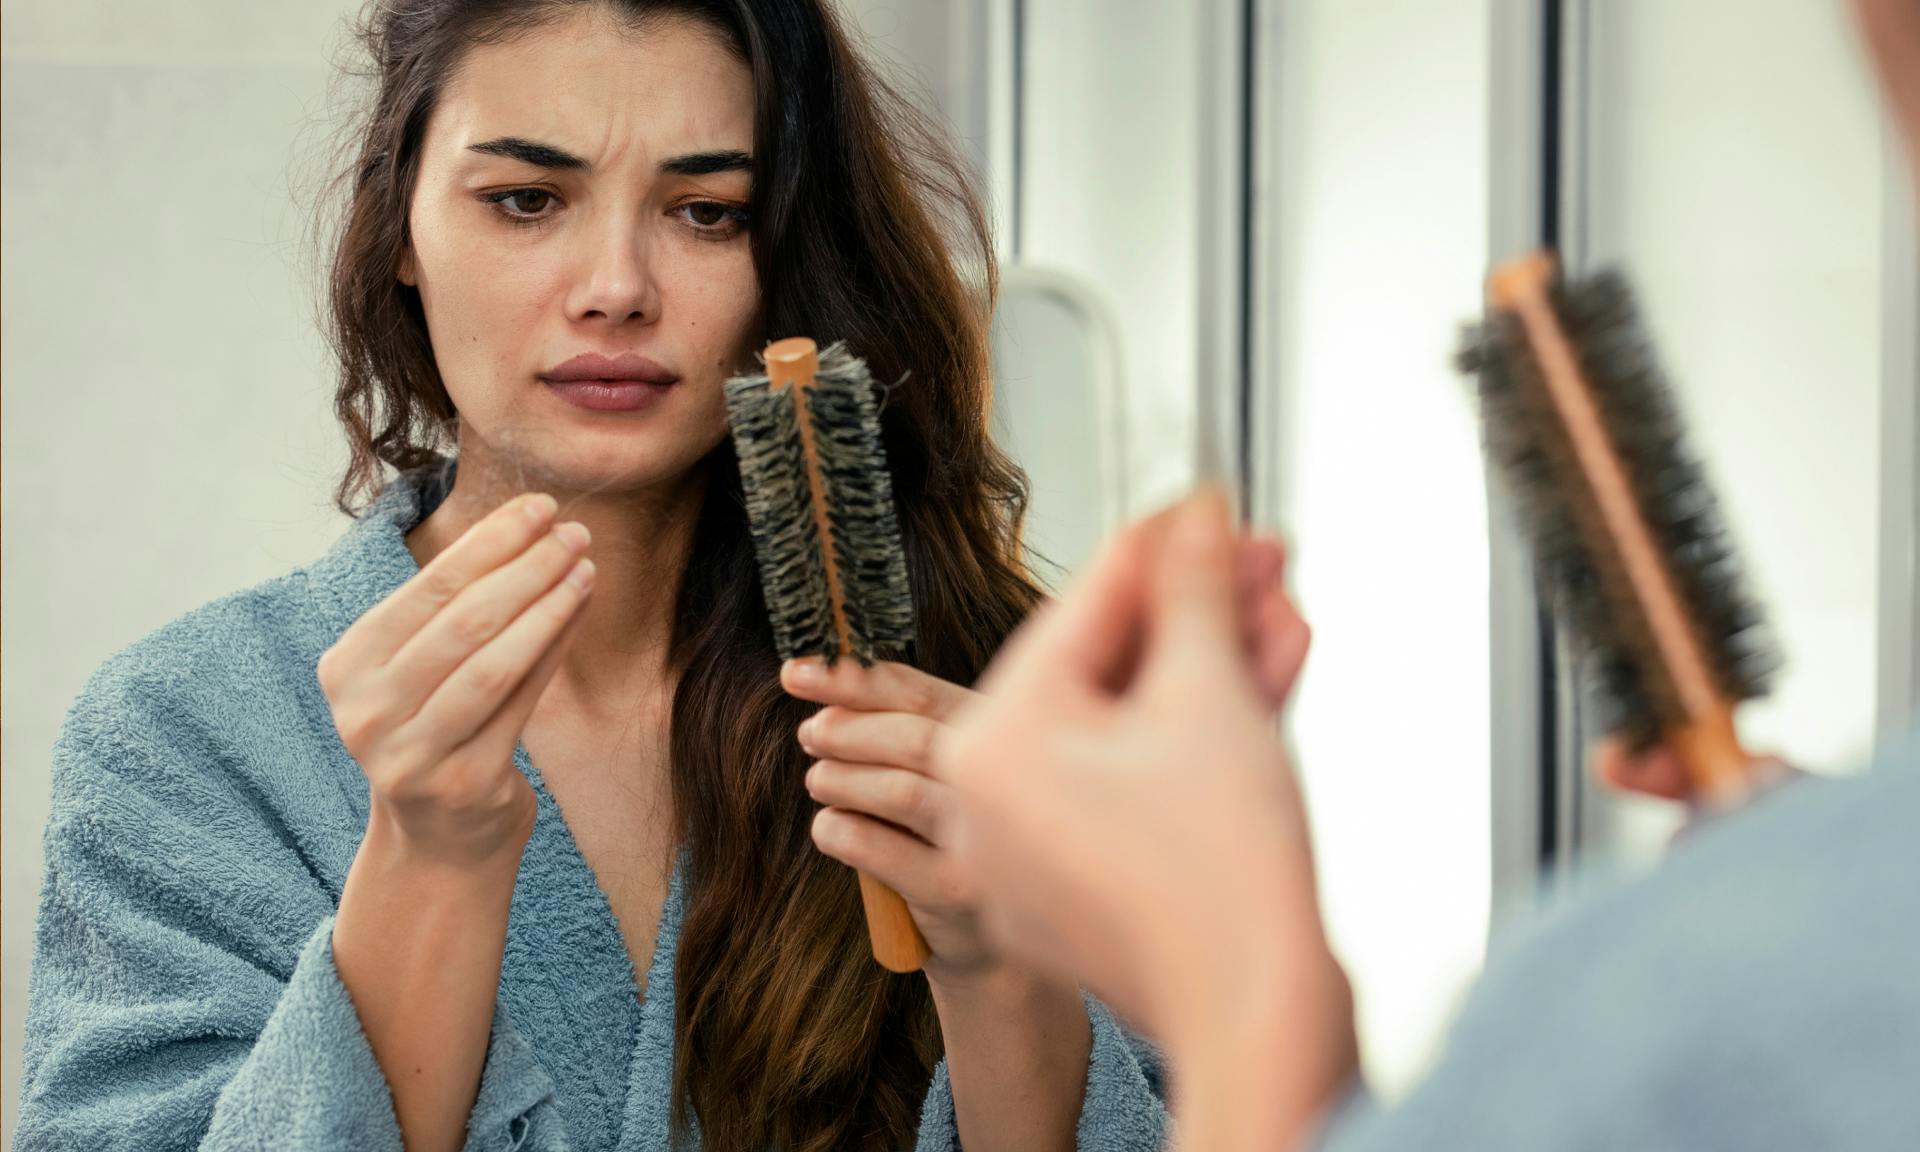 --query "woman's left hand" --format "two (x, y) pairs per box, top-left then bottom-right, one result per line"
(780, 657), (993, 983)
